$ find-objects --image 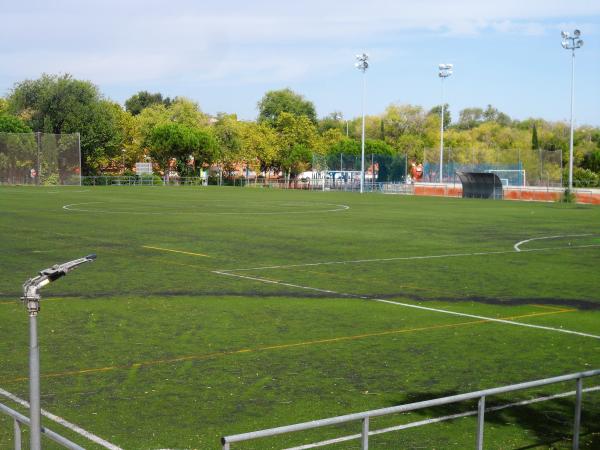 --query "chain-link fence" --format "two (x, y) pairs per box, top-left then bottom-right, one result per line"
(319, 153), (409, 184)
(0, 132), (81, 185)
(422, 148), (563, 187)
